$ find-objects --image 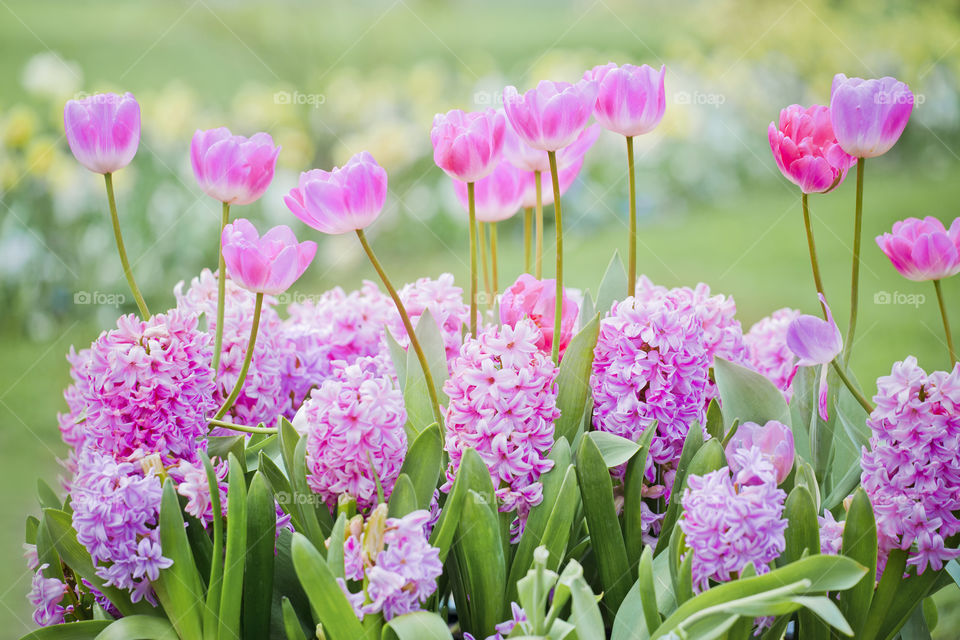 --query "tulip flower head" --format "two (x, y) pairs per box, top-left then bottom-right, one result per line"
(502, 79), (599, 151)
(786, 294), (843, 419)
(768, 104), (856, 194)
(284, 151), (388, 235)
(586, 63), (666, 137)
(430, 109), (505, 183)
(830, 74), (914, 158)
(221, 218), (316, 295)
(190, 127), (280, 205)
(499, 273), (579, 357)
(452, 161), (524, 223)
(724, 420), (795, 485)
(63, 92), (140, 174)
(502, 117), (600, 174)
(876, 217), (960, 282)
